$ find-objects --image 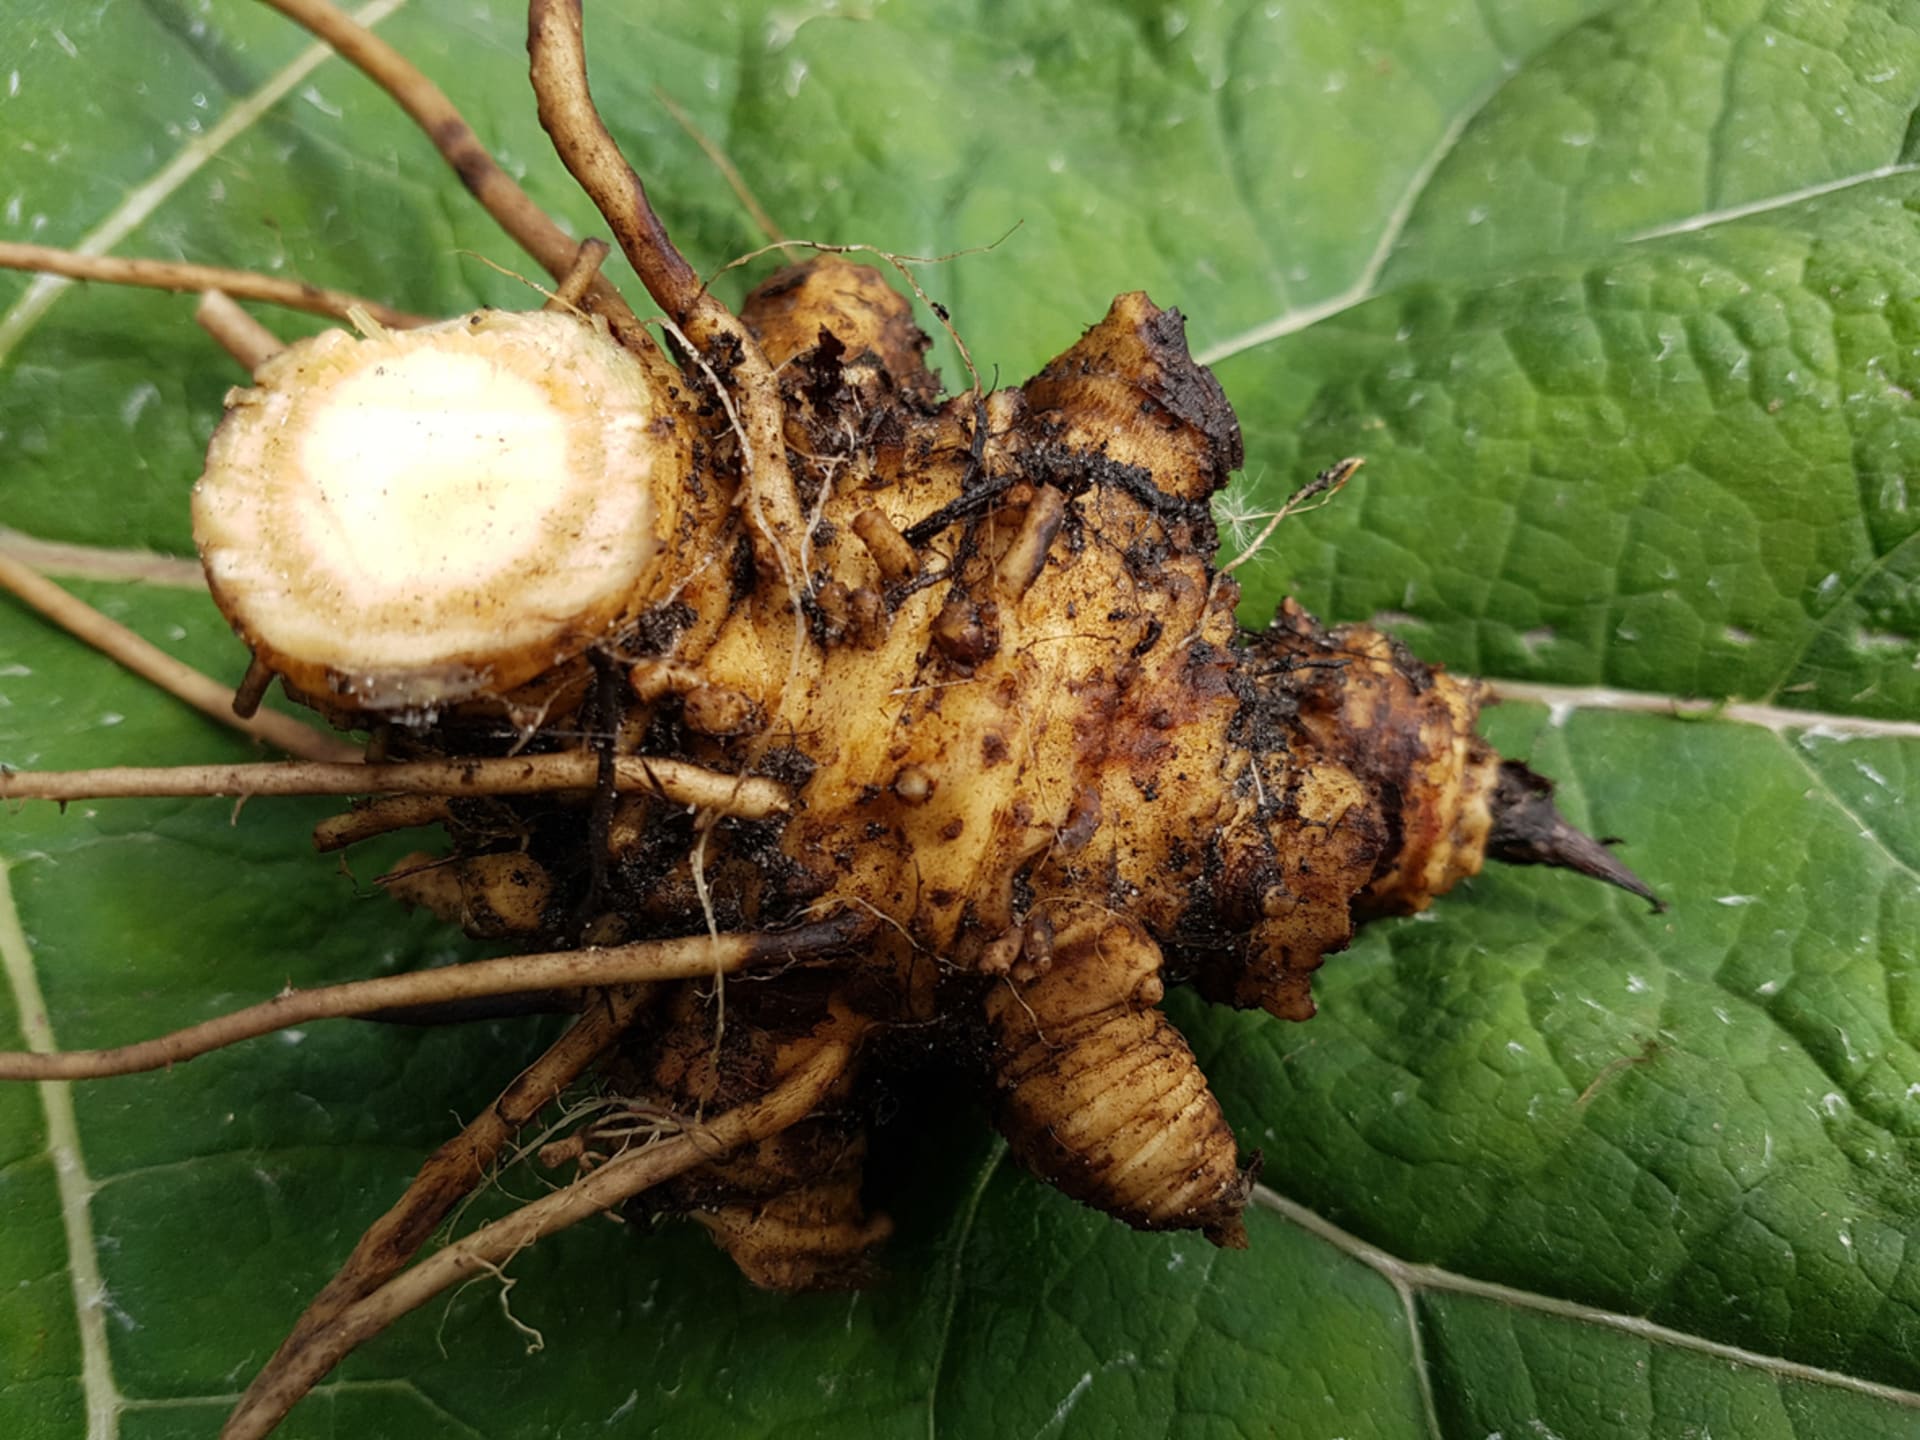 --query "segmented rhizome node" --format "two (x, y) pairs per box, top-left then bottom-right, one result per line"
(0, 2), (1659, 1435)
